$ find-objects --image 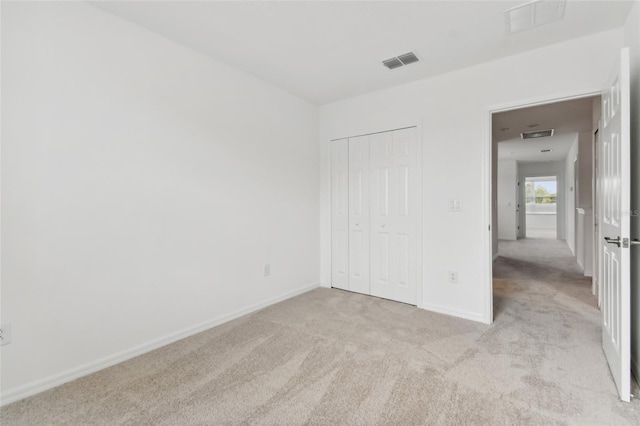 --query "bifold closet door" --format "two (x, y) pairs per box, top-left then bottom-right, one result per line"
(330, 139), (349, 290)
(348, 135), (370, 295)
(331, 128), (418, 304)
(369, 128), (418, 305)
